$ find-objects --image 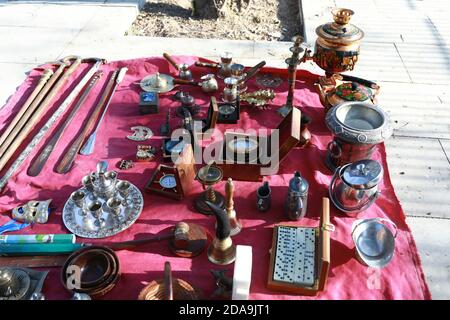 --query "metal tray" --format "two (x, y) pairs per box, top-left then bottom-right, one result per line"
(62, 180), (143, 239)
